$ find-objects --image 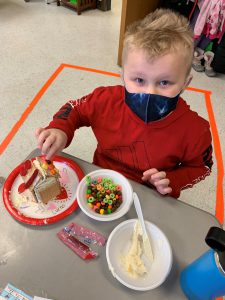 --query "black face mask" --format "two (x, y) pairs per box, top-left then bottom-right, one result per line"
(125, 88), (180, 123)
